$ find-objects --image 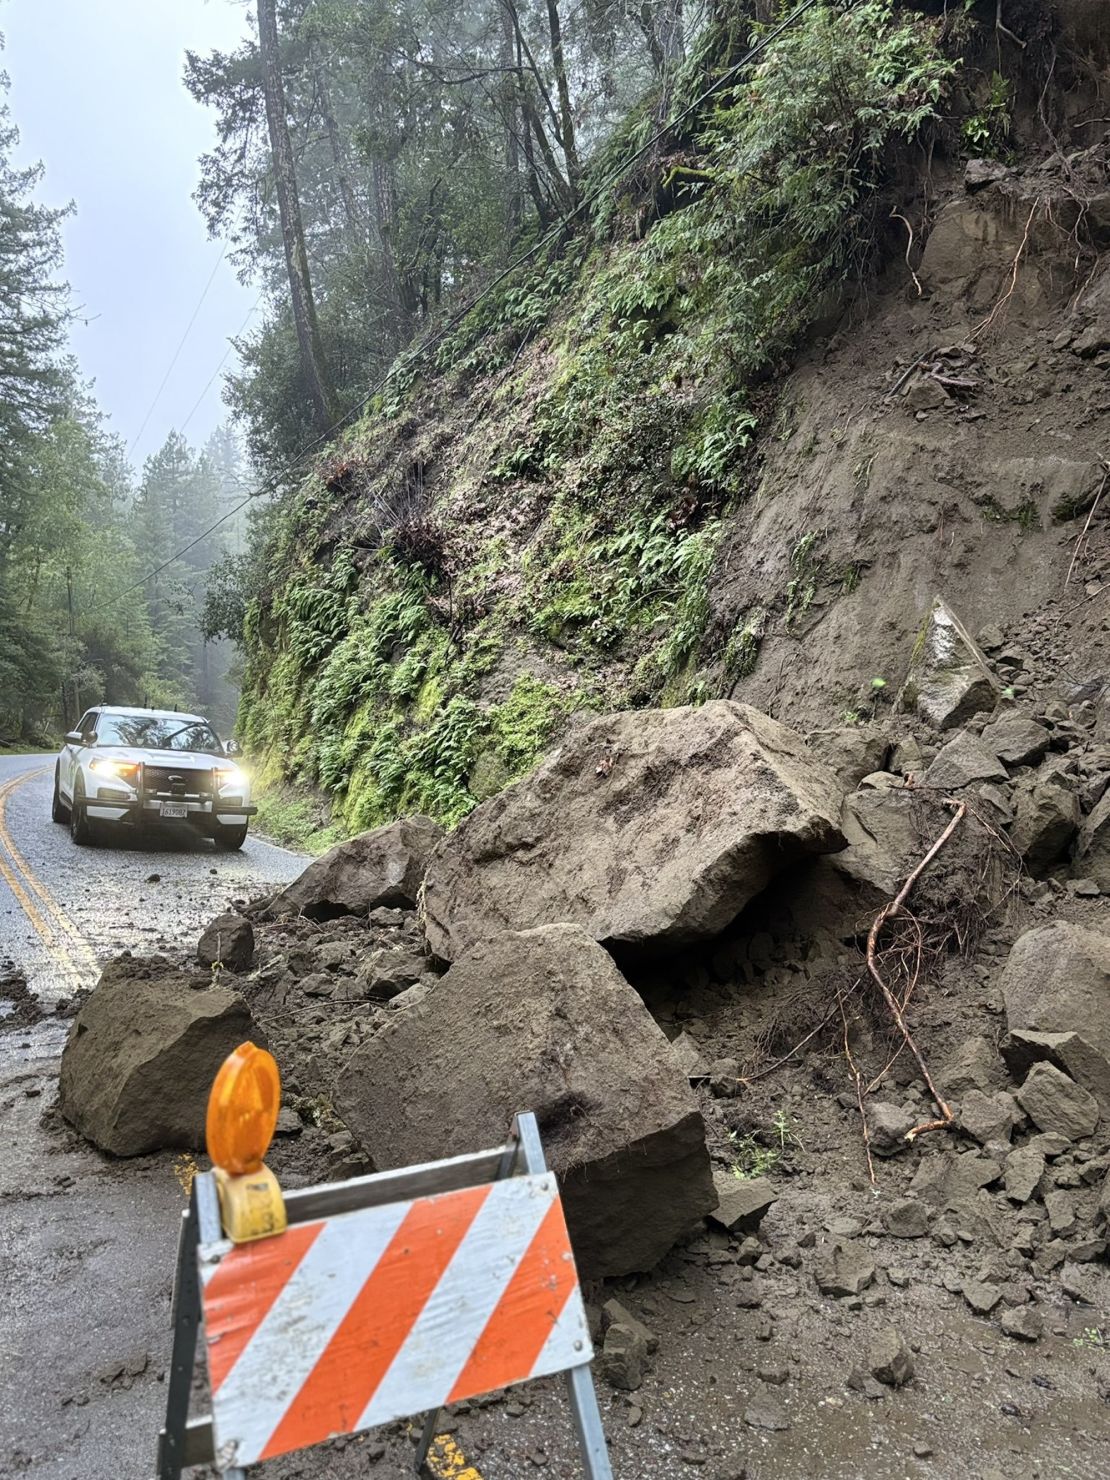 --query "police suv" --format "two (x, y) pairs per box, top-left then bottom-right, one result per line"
(52, 705), (255, 849)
